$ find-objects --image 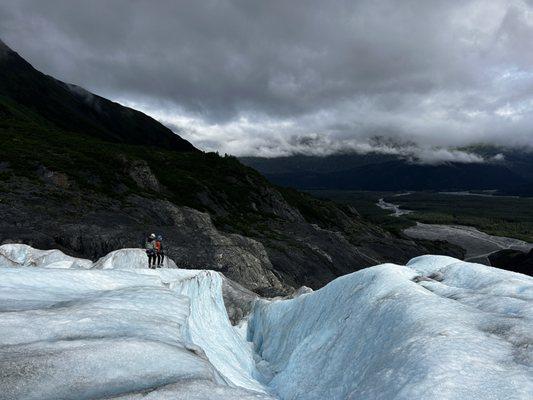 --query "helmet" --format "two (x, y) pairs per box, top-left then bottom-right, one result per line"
(157, 235), (163, 241)
(149, 233), (156, 239)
